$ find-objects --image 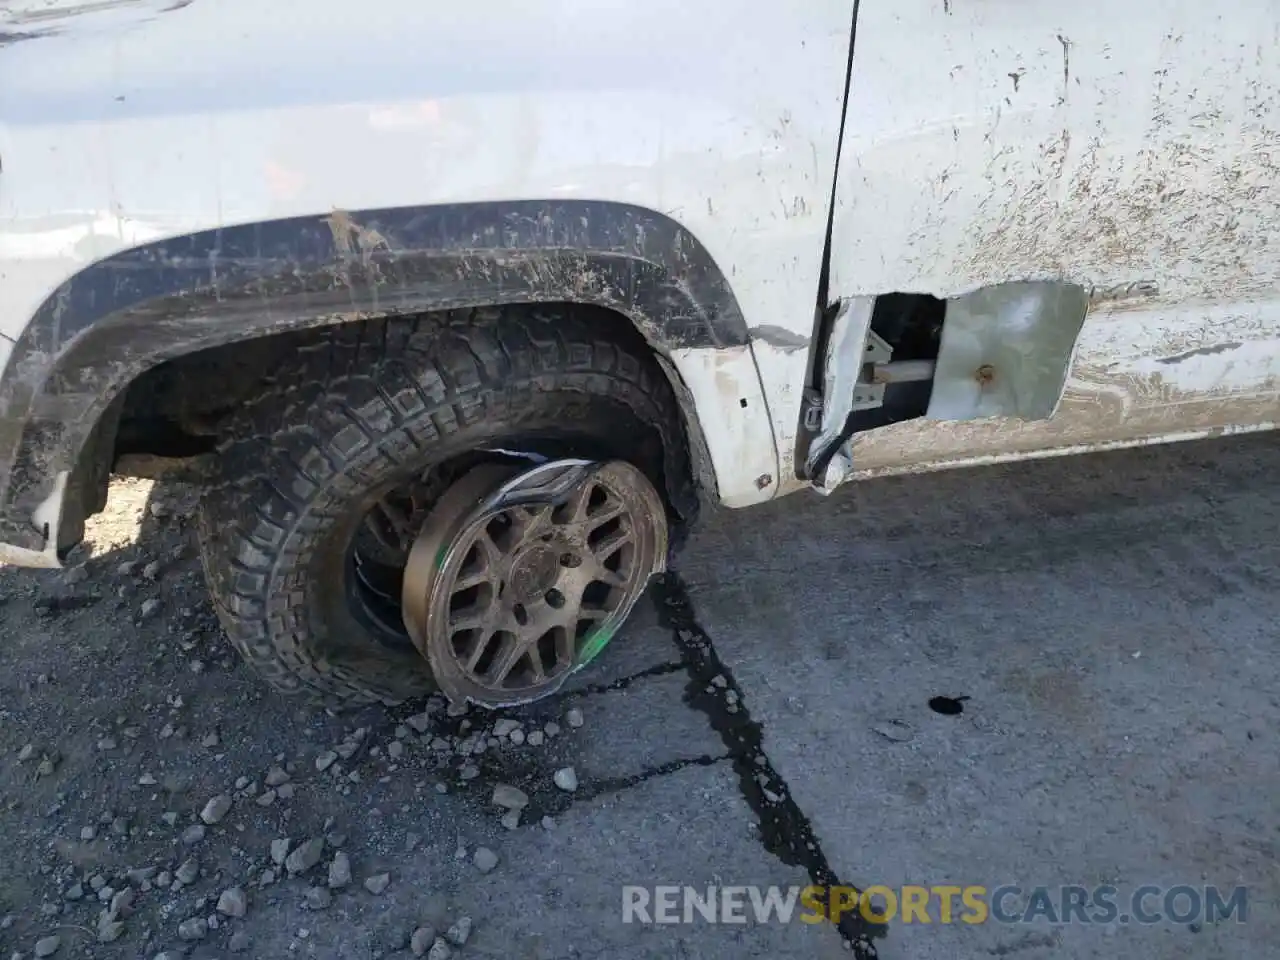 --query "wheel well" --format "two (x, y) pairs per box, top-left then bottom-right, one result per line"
(108, 304), (708, 525)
